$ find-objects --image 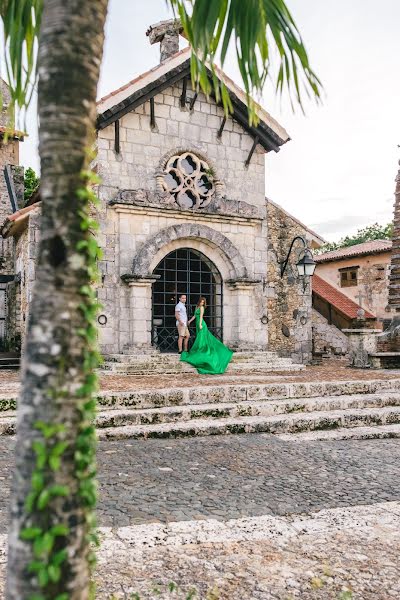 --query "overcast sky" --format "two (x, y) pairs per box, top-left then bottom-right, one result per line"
(20, 0), (400, 243)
